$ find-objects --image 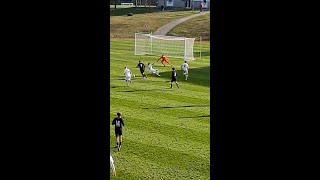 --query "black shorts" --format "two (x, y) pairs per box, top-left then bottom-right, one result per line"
(115, 128), (122, 136)
(171, 77), (177, 82)
(140, 69), (145, 74)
